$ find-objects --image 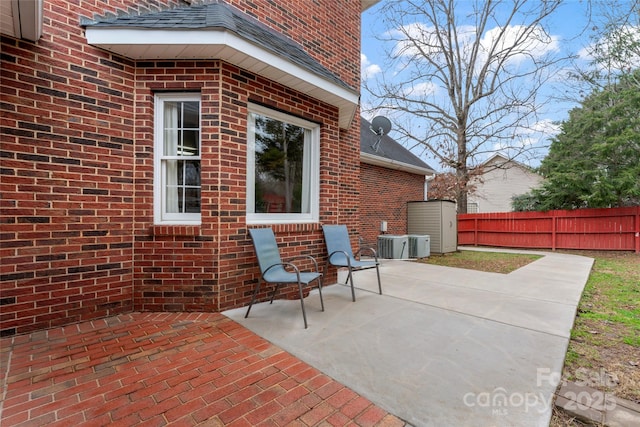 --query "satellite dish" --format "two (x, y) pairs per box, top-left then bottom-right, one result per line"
(370, 116), (392, 136)
(370, 116), (392, 152)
